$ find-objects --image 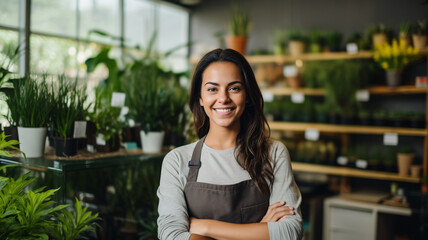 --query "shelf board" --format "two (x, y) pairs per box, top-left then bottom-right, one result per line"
(261, 86), (428, 96)
(292, 162), (420, 183)
(269, 122), (427, 136)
